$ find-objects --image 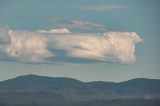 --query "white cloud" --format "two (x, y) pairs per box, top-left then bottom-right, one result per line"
(37, 28), (70, 33)
(75, 4), (127, 11)
(0, 28), (141, 64)
(50, 19), (108, 31)
(0, 28), (11, 44)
